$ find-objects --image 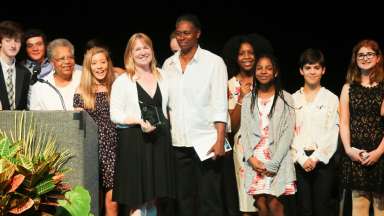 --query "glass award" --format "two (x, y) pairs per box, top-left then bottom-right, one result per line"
(139, 101), (163, 126)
